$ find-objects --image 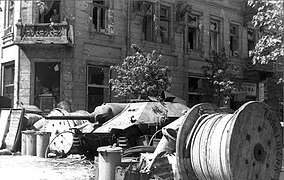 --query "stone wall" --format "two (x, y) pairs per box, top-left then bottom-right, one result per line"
(69, 0), (248, 108)
(0, 0), (269, 110)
